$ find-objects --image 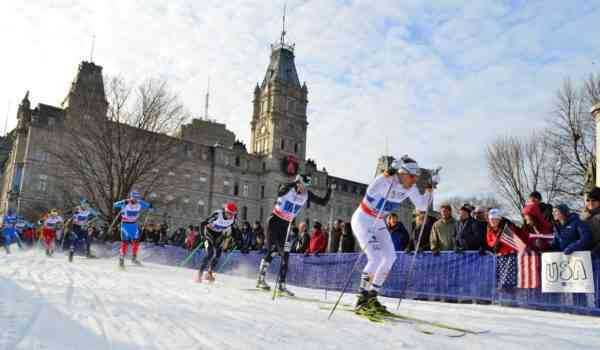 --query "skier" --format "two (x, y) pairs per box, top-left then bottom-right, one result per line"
(195, 202), (238, 283)
(2, 208), (22, 254)
(113, 191), (151, 268)
(42, 209), (64, 256)
(352, 155), (435, 315)
(66, 200), (97, 262)
(256, 174), (332, 296)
